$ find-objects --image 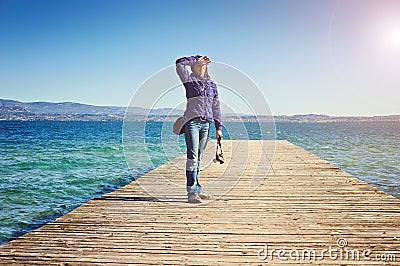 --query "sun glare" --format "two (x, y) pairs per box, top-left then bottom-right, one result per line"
(382, 23), (400, 50)
(377, 17), (400, 55)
